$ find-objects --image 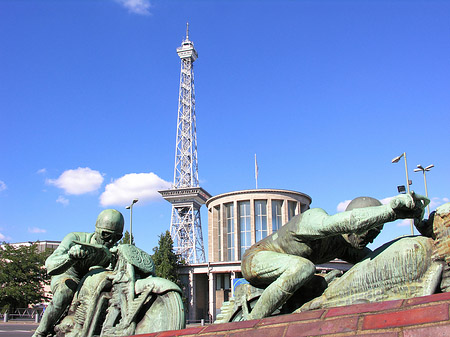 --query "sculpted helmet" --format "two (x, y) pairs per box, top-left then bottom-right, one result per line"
(95, 209), (124, 235)
(344, 196), (383, 249)
(345, 196), (382, 211)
